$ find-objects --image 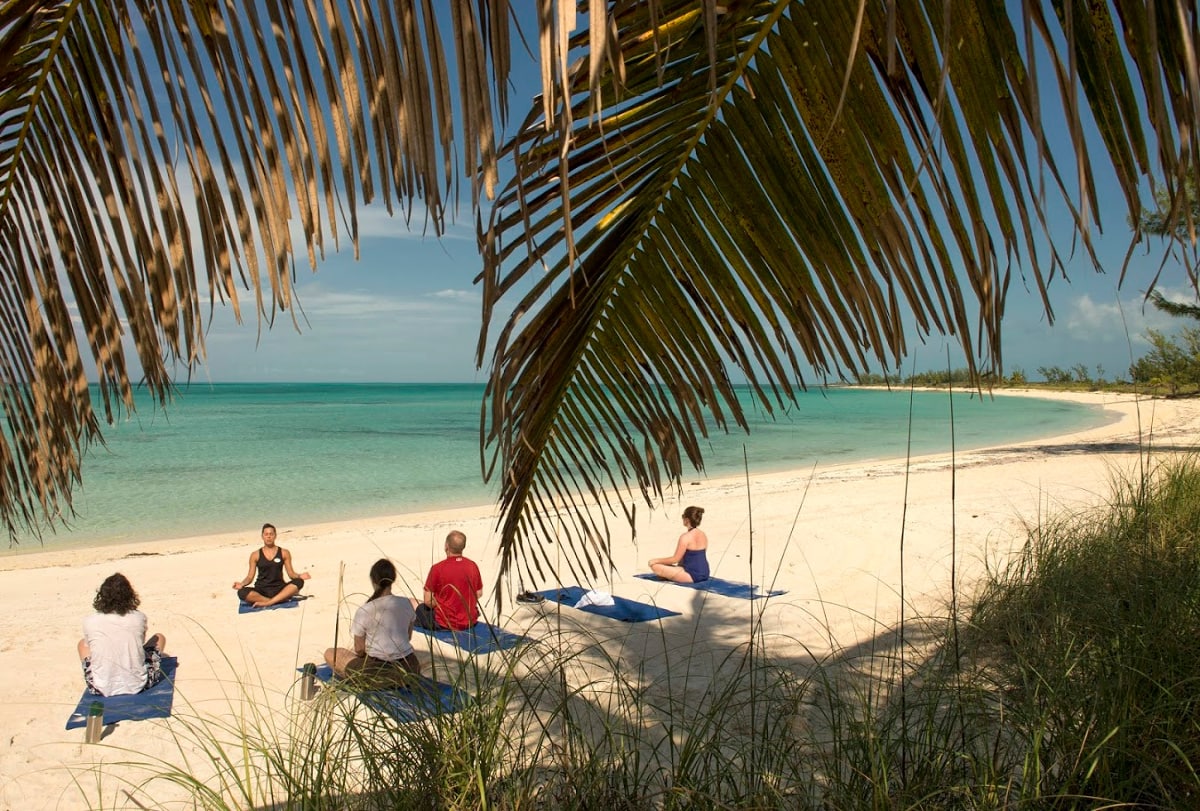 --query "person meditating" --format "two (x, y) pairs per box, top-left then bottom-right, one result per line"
(232, 522), (311, 607)
(413, 530), (483, 631)
(78, 573), (167, 697)
(648, 505), (710, 583)
(324, 558), (421, 686)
